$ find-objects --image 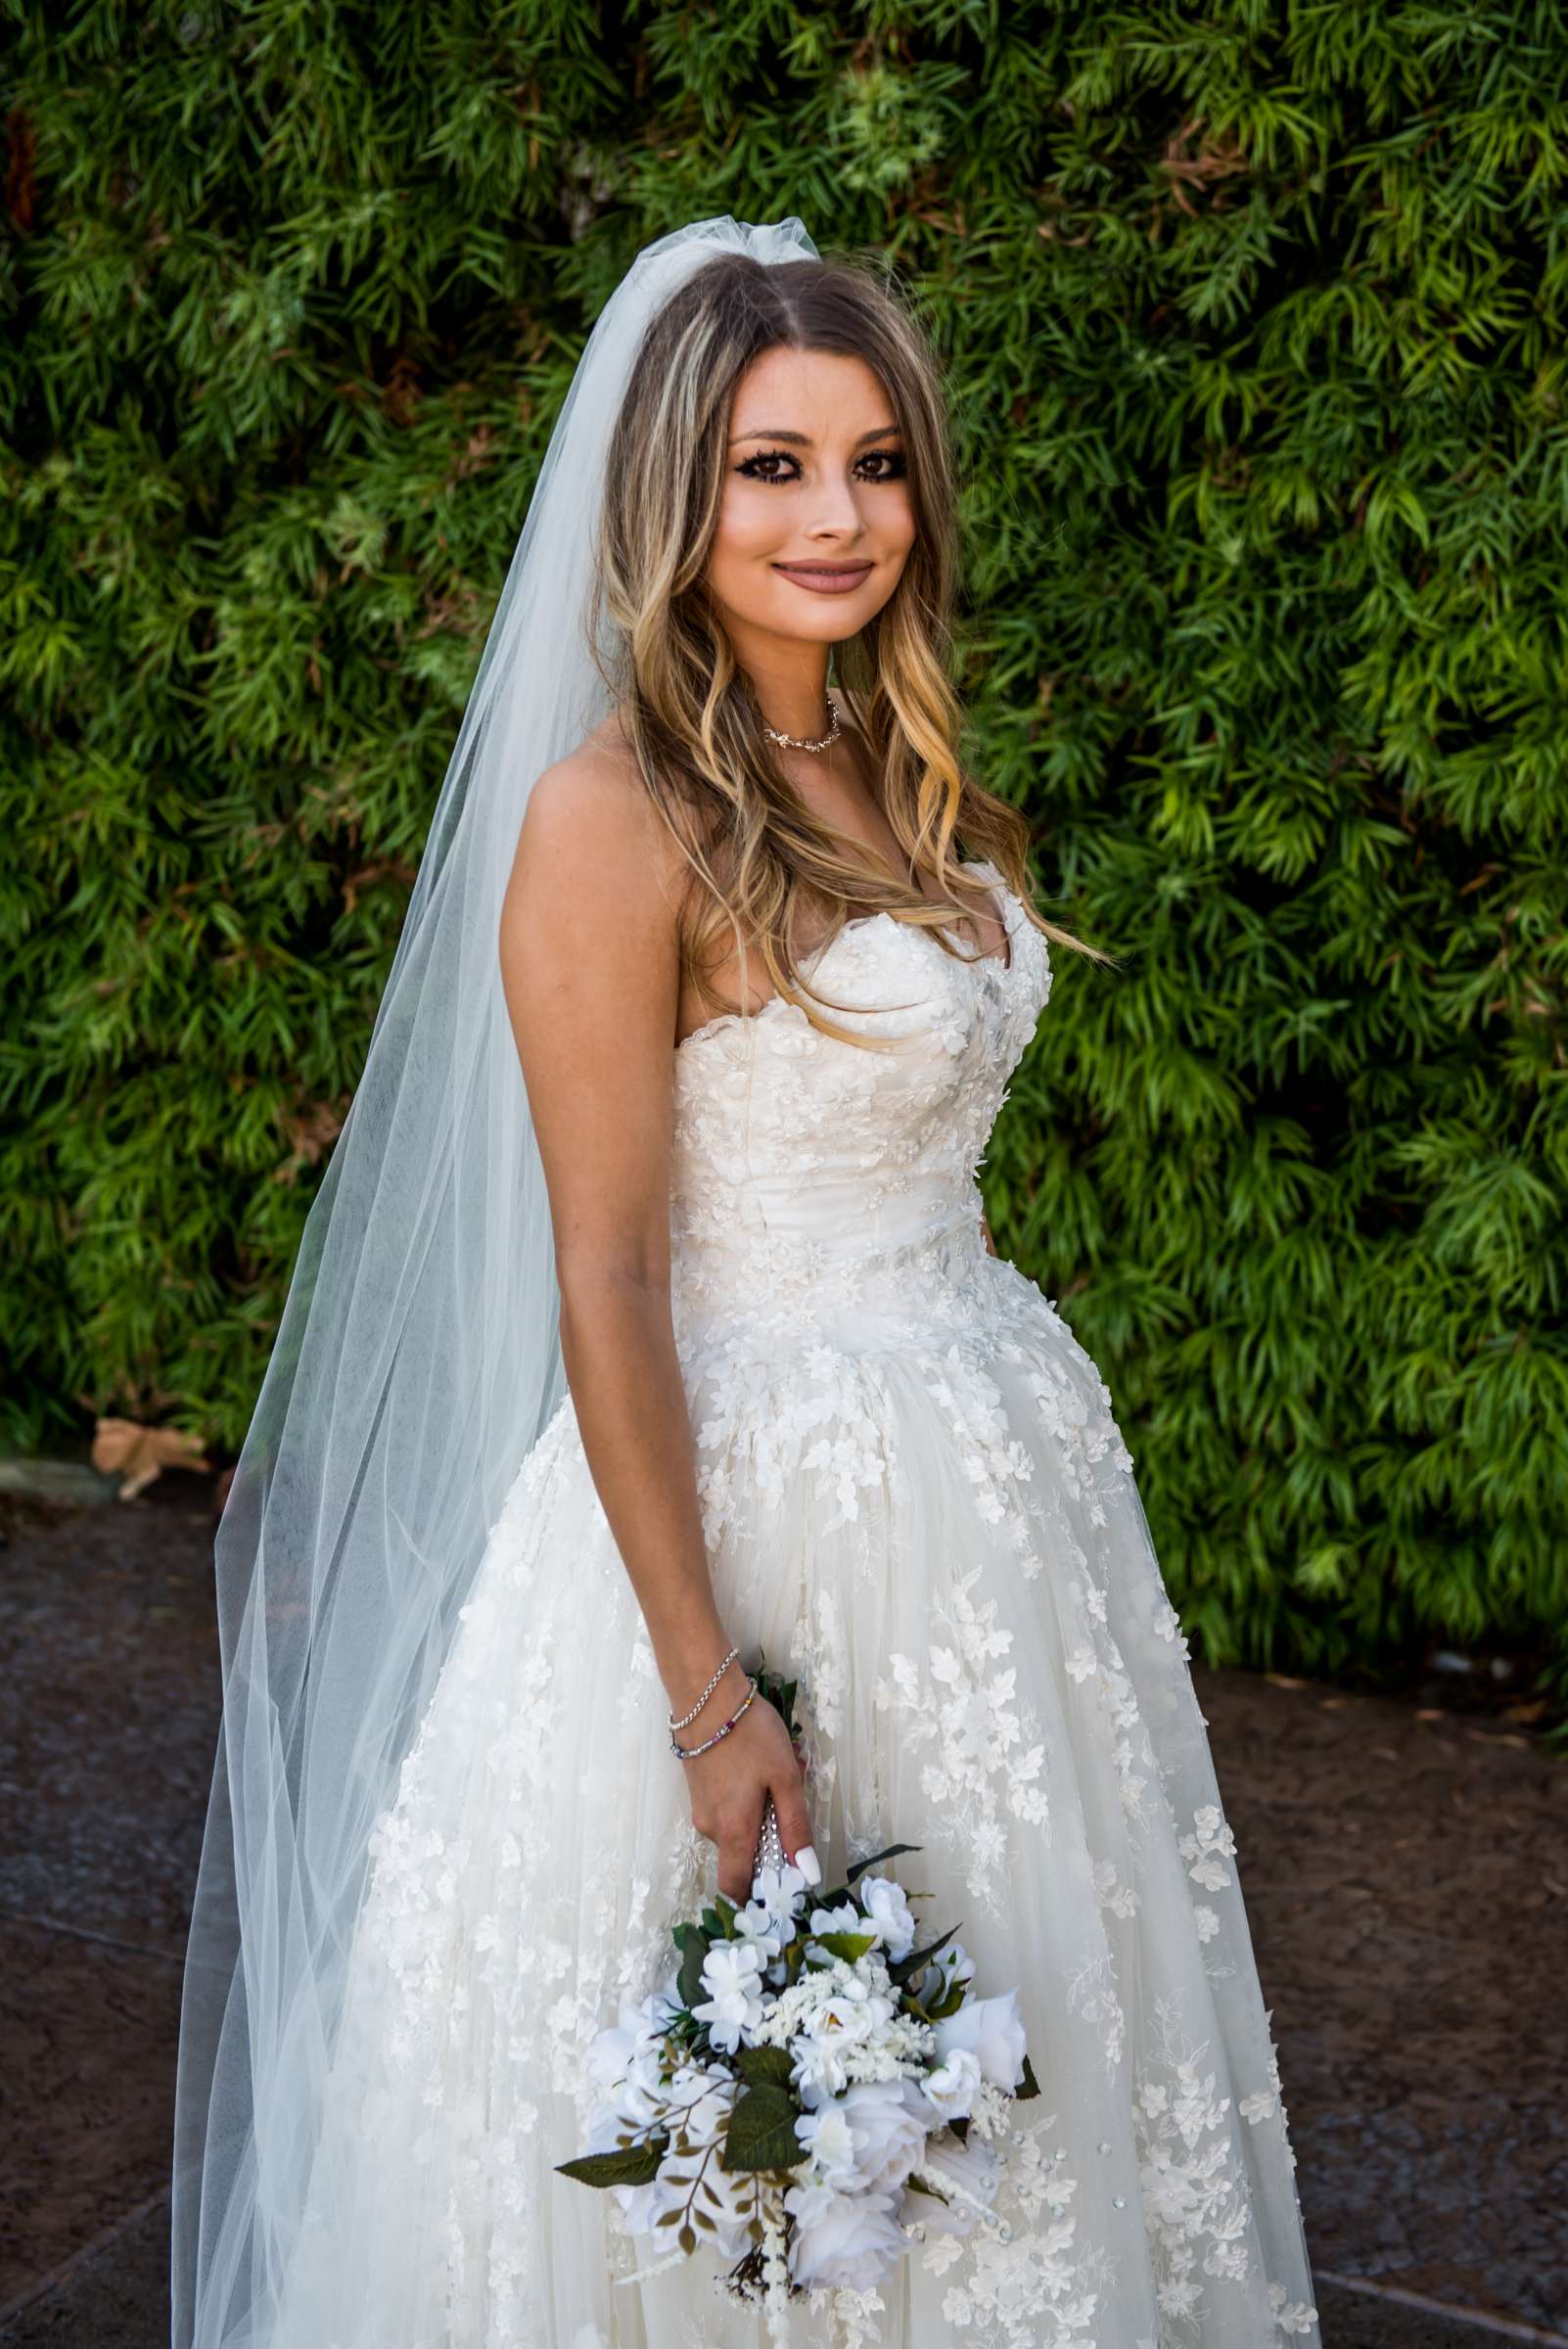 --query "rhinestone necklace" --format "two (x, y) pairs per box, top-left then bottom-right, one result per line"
(761, 698), (842, 755)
